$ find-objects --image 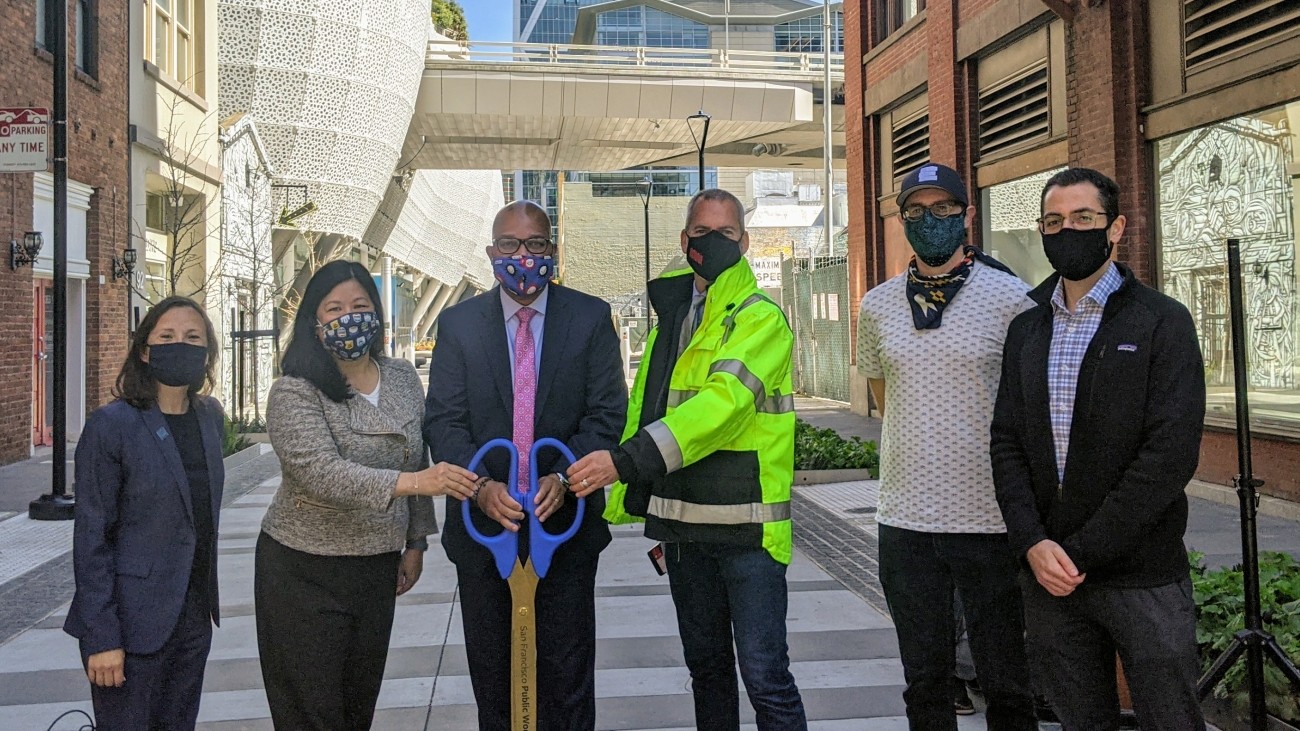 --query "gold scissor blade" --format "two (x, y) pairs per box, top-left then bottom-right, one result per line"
(507, 559), (541, 731)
